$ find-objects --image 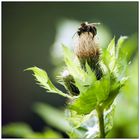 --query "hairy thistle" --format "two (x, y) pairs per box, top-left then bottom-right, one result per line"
(74, 22), (103, 80)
